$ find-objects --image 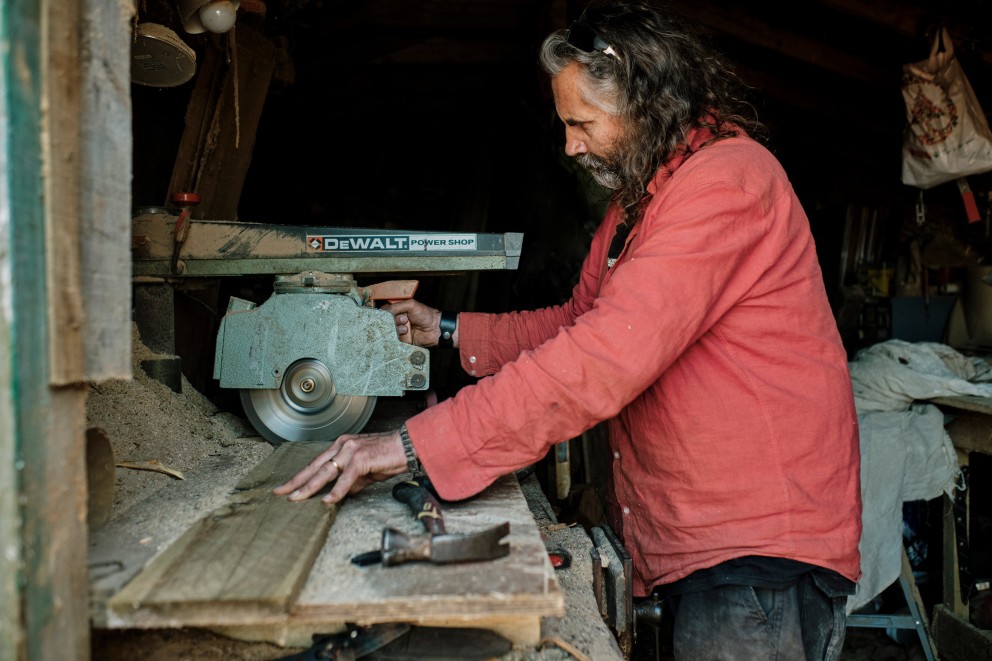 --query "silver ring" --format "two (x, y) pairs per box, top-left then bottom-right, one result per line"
(330, 458), (343, 473)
